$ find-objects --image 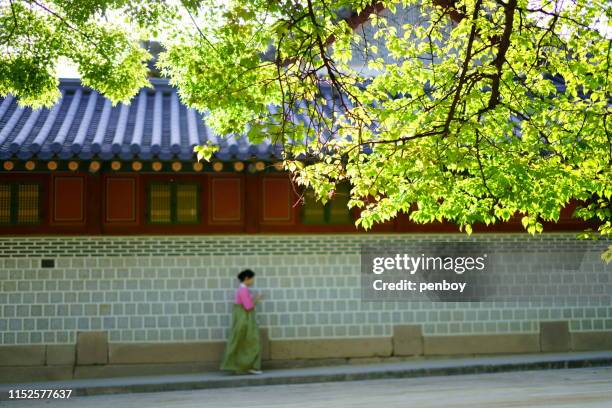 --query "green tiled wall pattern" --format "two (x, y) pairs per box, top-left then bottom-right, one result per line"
(0, 233), (610, 344)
